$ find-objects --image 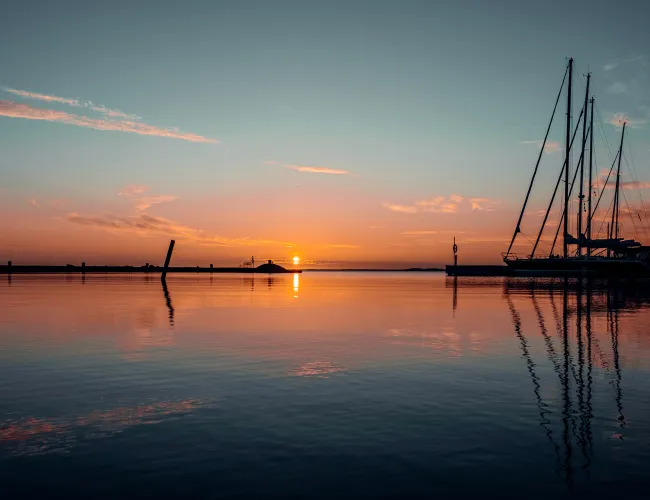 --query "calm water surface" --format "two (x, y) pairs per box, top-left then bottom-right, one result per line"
(1, 273), (649, 498)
